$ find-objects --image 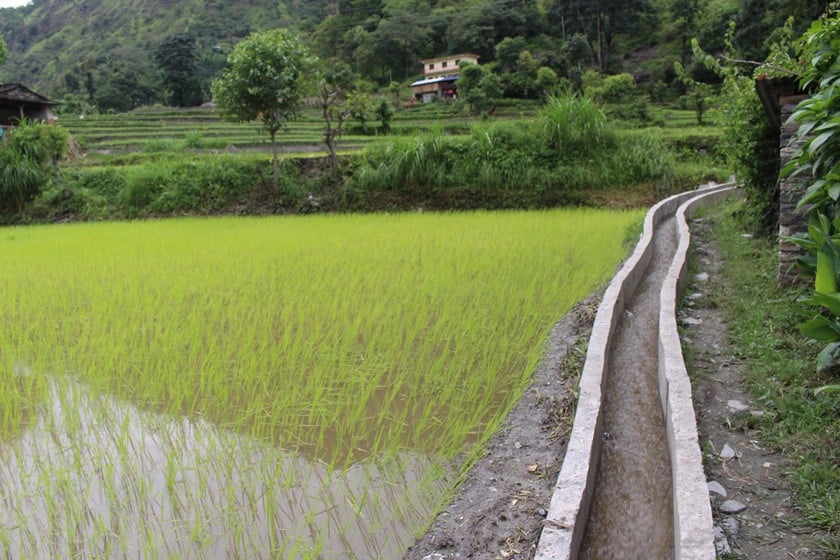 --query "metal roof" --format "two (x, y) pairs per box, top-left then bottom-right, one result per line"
(410, 75), (459, 87)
